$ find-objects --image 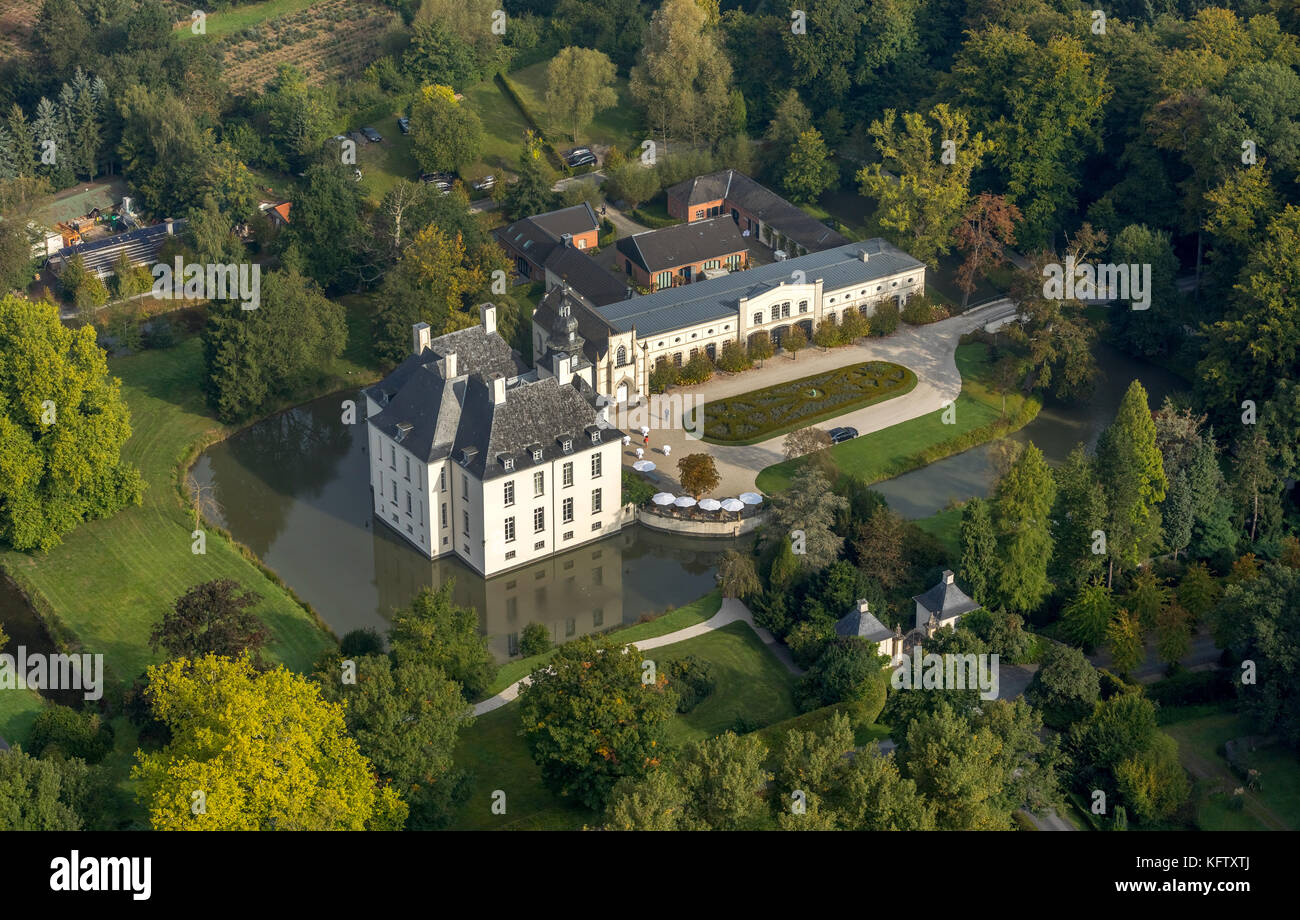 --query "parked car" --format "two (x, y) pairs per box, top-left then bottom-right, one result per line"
(828, 426), (858, 444)
(566, 148), (597, 167)
(362, 126), (383, 143)
(396, 117), (410, 135)
(471, 174), (496, 191)
(420, 172), (454, 190)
